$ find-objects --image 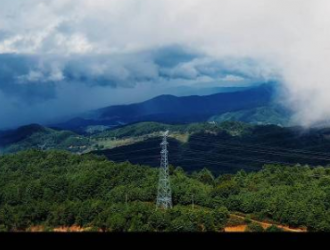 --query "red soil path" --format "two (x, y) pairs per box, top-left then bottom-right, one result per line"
(224, 214), (307, 233)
